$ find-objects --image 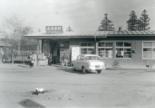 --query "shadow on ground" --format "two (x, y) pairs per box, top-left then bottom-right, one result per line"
(57, 66), (82, 74)
(19, 99), (45, 108)
(57, 66), (96, 75)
